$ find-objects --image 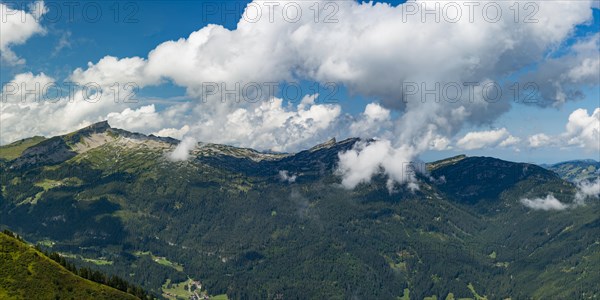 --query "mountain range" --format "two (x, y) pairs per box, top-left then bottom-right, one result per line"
(0, 121), (598, 299)
(542, 160), (600, 183)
